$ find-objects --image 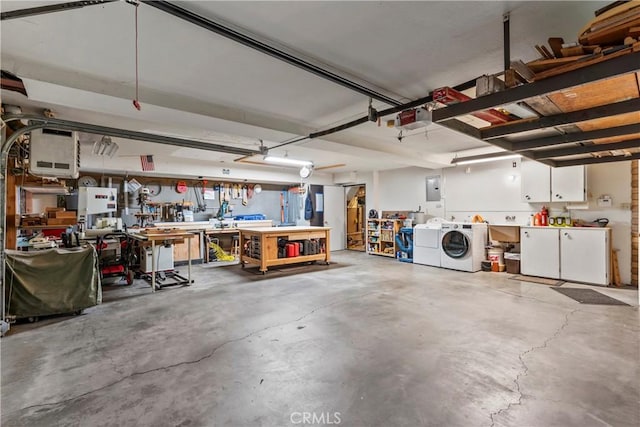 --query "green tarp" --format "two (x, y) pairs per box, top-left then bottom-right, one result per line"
(4, 247), (101, 318)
